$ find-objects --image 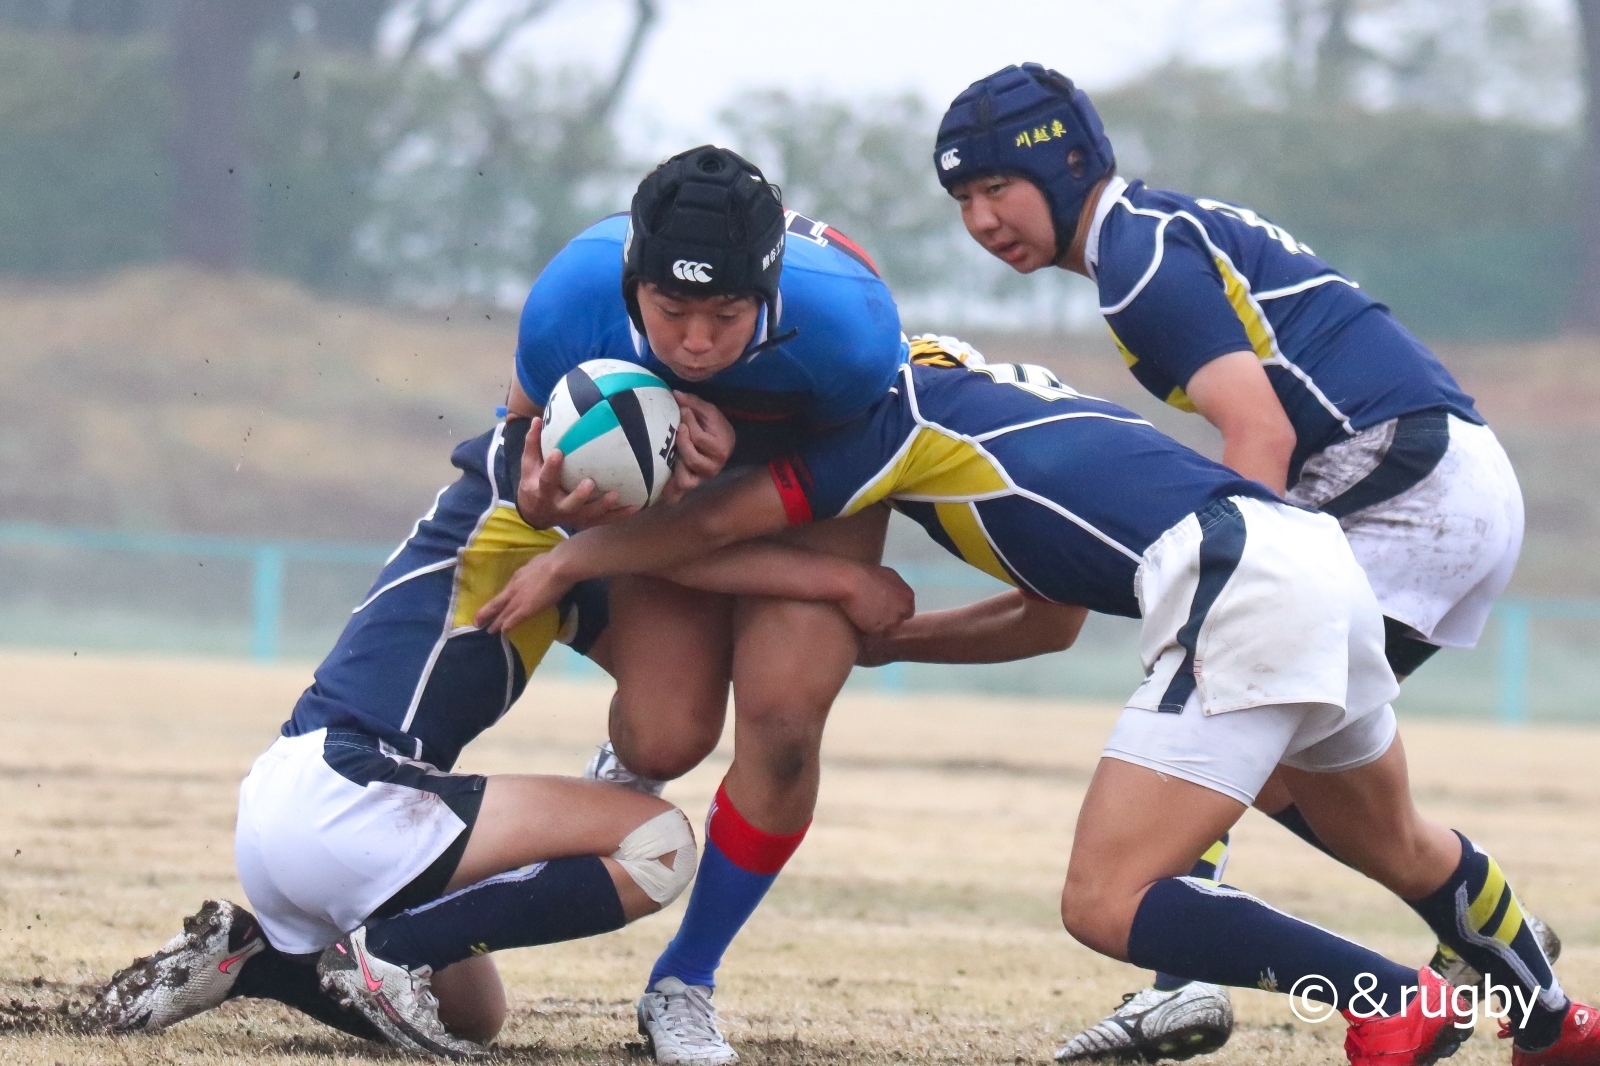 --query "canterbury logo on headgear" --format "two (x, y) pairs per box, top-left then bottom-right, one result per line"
(939, 148), (961, 171)
(672, 260), (713, 283)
